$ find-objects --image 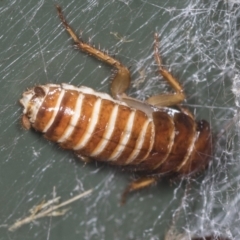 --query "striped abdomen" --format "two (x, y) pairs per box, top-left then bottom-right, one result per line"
(20, 83), (155, 166)
(20, 83), (211, 175)
(138, 111), (212, 174)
